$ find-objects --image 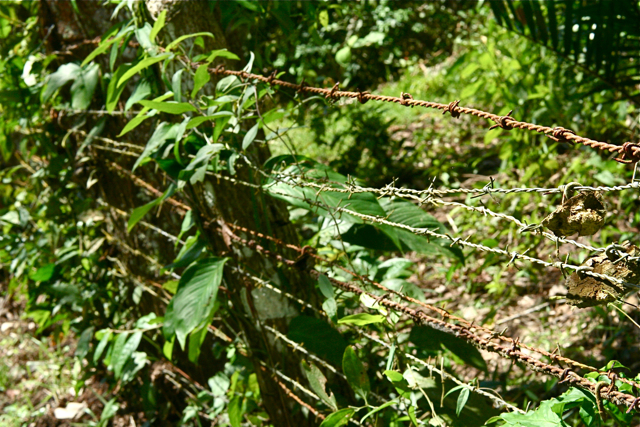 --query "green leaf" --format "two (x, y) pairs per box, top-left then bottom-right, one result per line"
(70, 63), (100, 110)
(127, 182), (176, 233)
(206, 48), (240, 62)
(166, 32), (214, 51)
(42, 63), (81, 102)
(408, 405), (419, 426)
(191, 63), (211, 98)
(182, 143), (224, 184)
(384, 370), (412, 398)
(171, 69), (184, 102)
(317, 274), (334, 299)
(149, 10), (167, 42)
(111, 332), (142, 380)
(29, 264), (56, 282)
(228, 395), (243, 427)
(131, 119), (178, 169)
(600, 360), (629, 371)
(456, 388), (470, 417)
(319, 10), (329, 28)
(302, 361), (337, 411)
(75, 326), (94, 359)
(185, 115), (224, 130)
(162, 337), (174, 360)
(163, 257), (228, 349)
(106, 63), (133, 112)
(137, 100), (196, 114)
(118, 53), (172, 87)
(288, 316), (347, 366)
(335, 46), (351, 67)
(124, 77), (152, 111)
(94, 330), (112, 364)
(338, 313), (385, 326)
(342, 346), (370, 400)
(187, 325), (208, 363)
(82, 22), (133, 66)
(319, 408), (355, 427)
(242, 123), (259, 150)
